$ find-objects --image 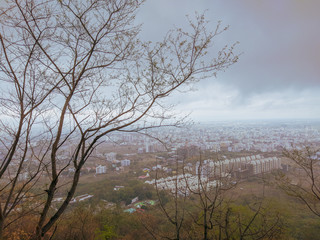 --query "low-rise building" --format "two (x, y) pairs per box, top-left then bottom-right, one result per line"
(121, 159), (131, 167)
(96, 165), (107, 174)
